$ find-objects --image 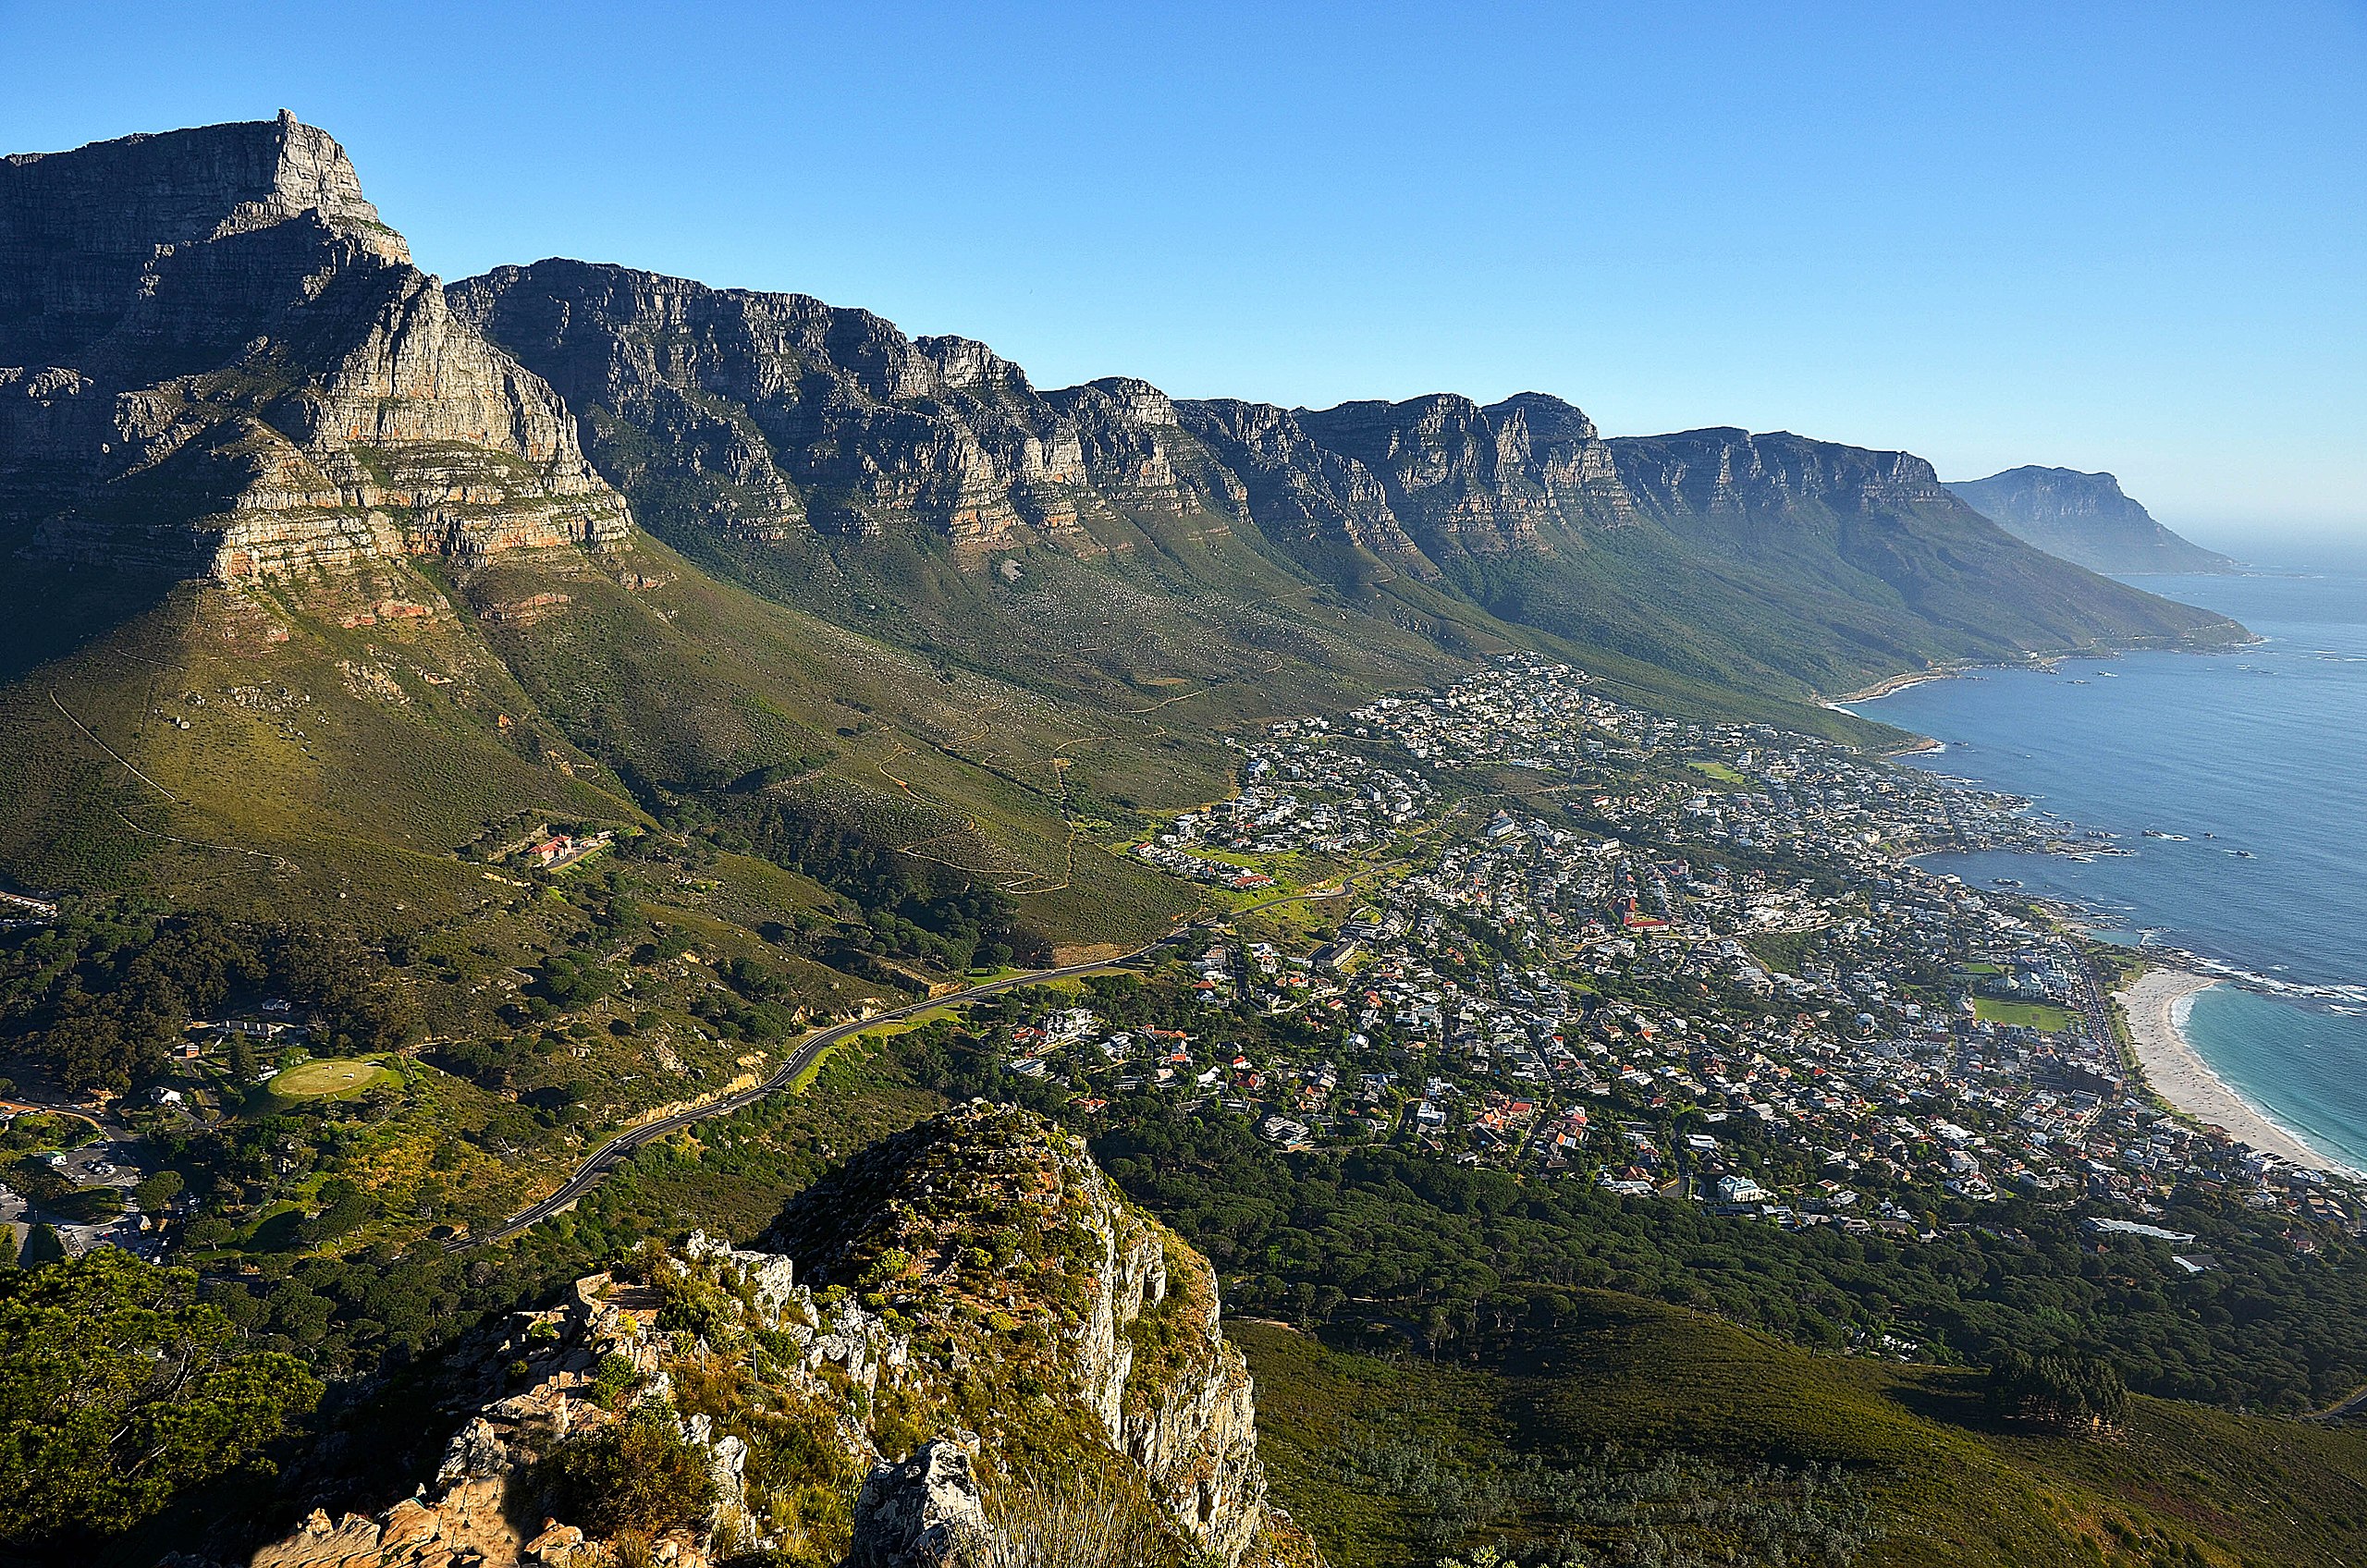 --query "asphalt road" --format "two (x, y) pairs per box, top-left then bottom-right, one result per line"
(455, 883), (1354, 1250)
